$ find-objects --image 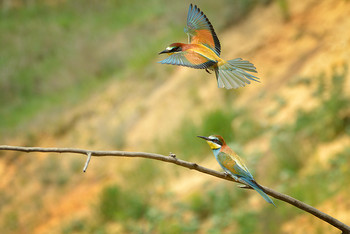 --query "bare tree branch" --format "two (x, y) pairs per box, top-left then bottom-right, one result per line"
(0, 145), (349, 233)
